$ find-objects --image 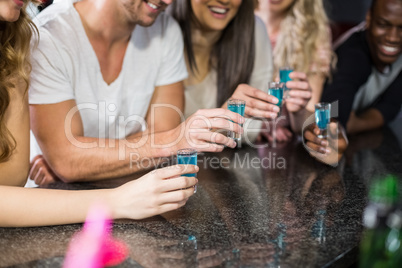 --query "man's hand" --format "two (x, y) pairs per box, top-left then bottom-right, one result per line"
(304, 122), (348, 166)
(168, 109), (245, 152)
(29, 155), (58, 186)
